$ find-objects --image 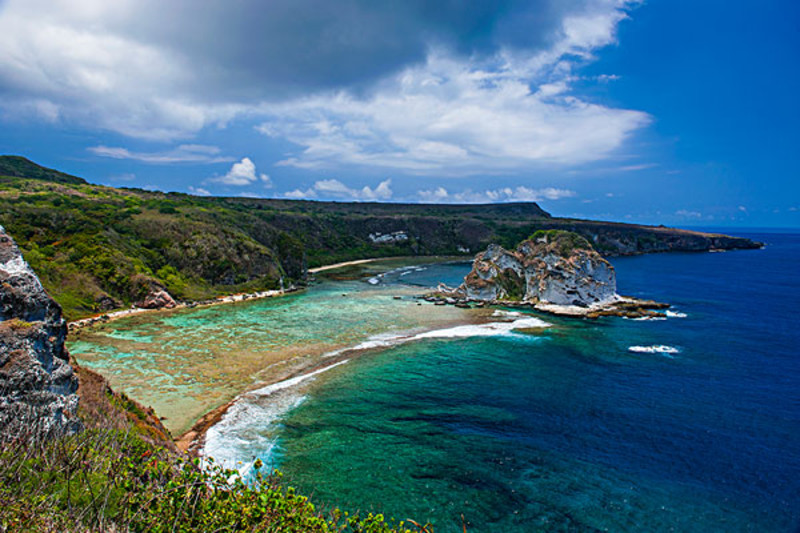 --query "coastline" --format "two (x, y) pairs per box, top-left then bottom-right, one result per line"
(175, 353), (355, 455)
(177, 304), (561, 457)
(68, 288), (295, 331)
(68, 256), (463, 331)
(68, 256), (472, 453)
